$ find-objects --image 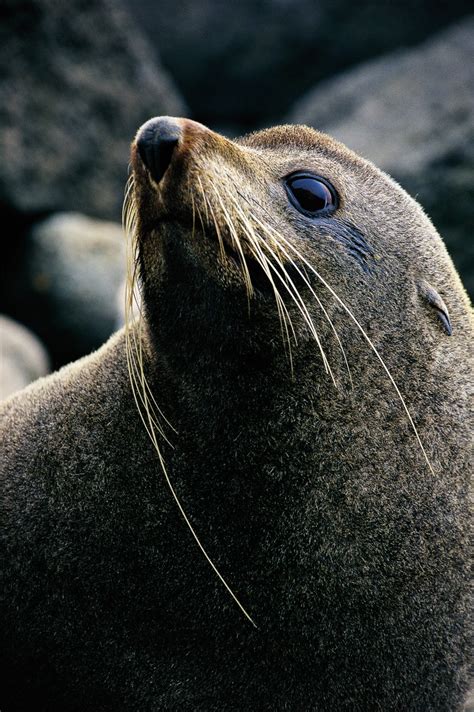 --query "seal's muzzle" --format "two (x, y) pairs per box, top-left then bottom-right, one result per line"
(136, 117), (182, 183)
